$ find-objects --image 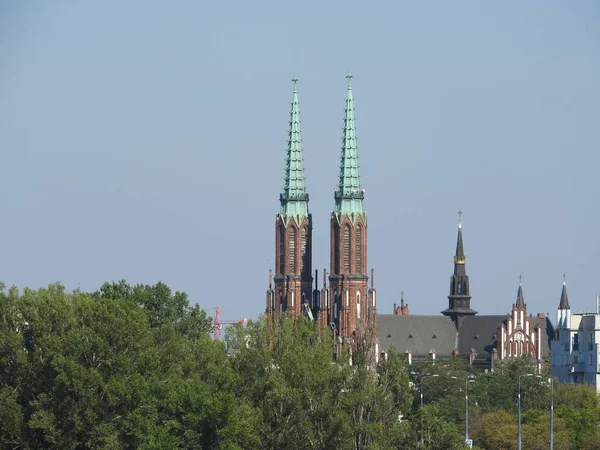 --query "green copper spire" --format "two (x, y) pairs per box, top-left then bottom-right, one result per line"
(335, 72), (364, 213)
(280, 77), (309, 217)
